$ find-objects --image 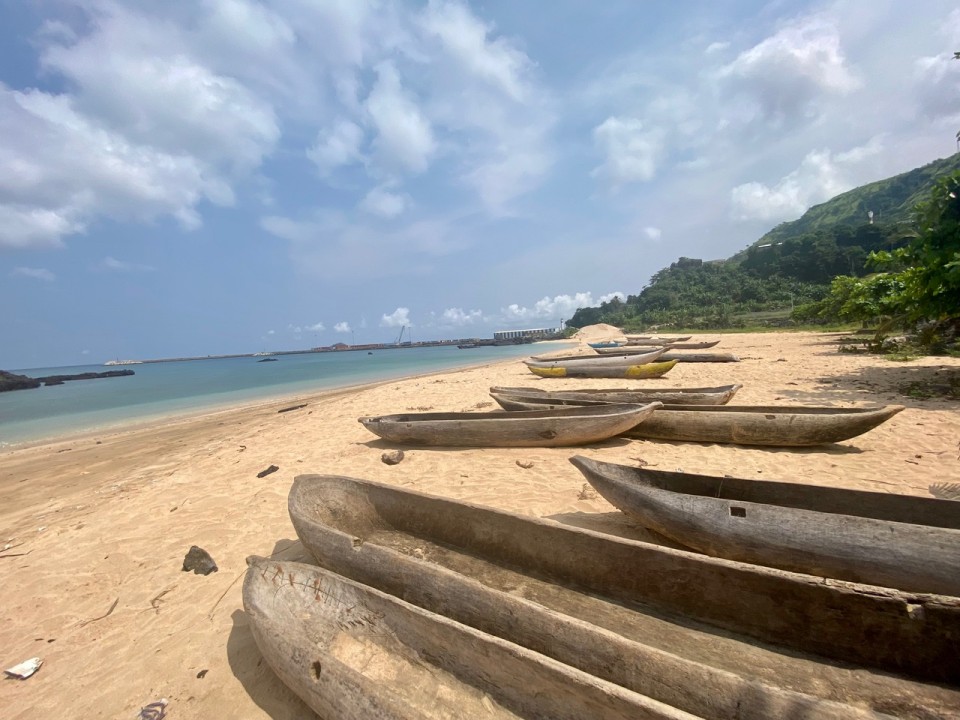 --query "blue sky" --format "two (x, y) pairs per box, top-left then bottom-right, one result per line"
(2, 0), (959, 369)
